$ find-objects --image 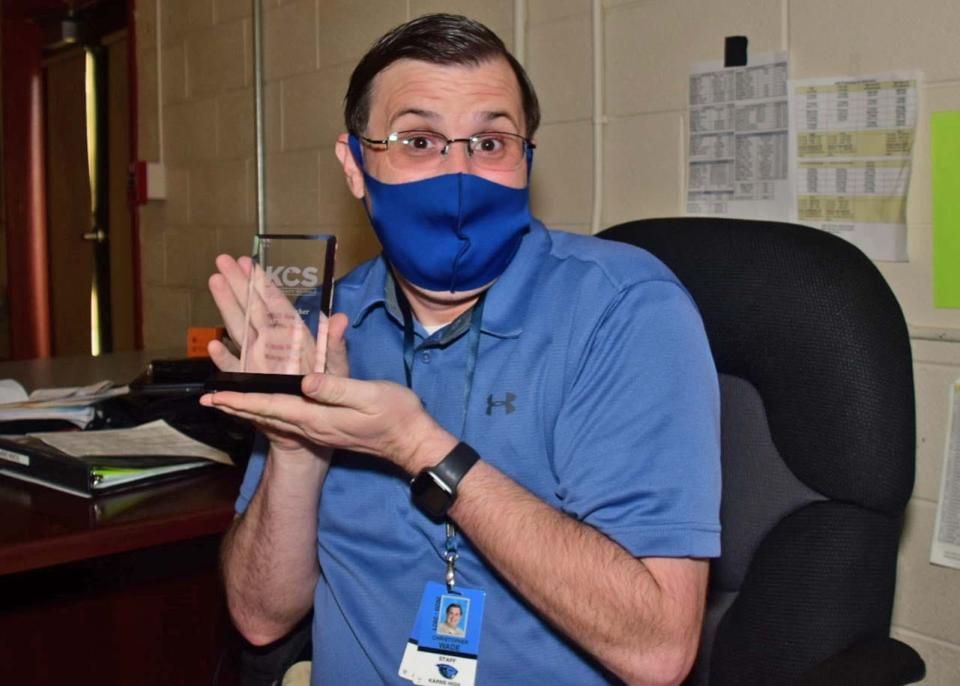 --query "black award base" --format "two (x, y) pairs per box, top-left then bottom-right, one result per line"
(204, 371), (306, 396)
